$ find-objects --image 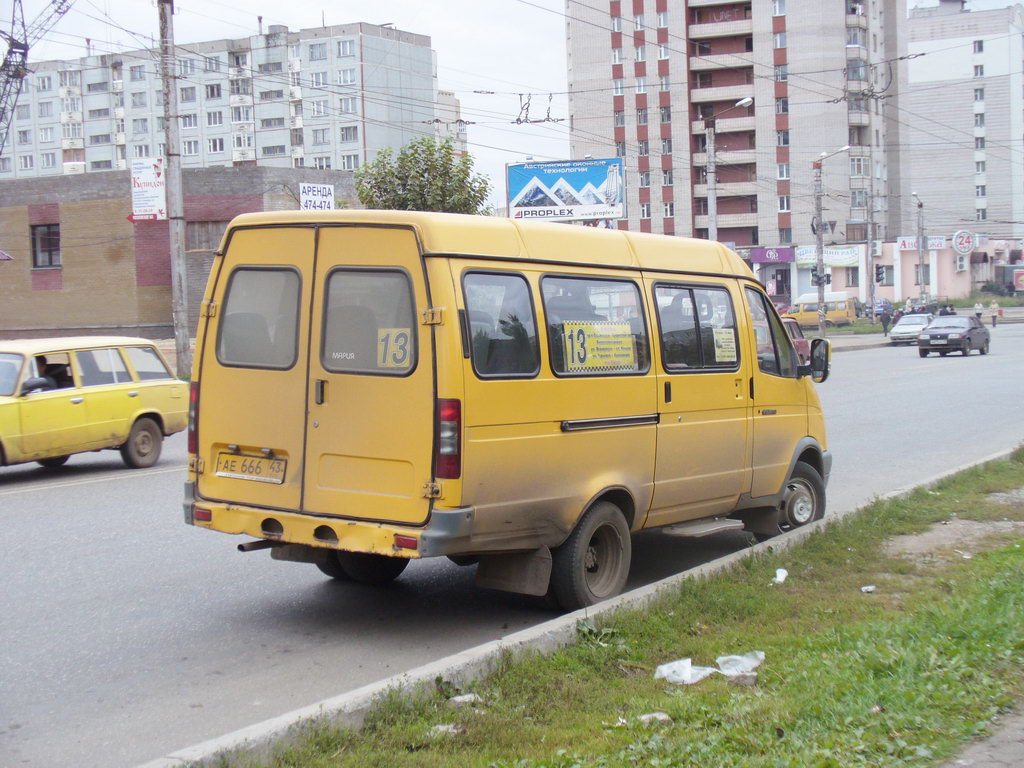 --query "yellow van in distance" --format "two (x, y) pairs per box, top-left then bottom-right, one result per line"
(184, 211), (832, 610)
(783, 291), (857, 328)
